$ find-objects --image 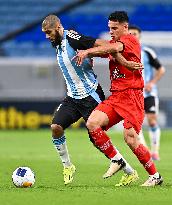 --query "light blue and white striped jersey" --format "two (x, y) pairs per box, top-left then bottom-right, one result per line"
(56, 30), (99, 100)
(141, 46), (162, 98)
